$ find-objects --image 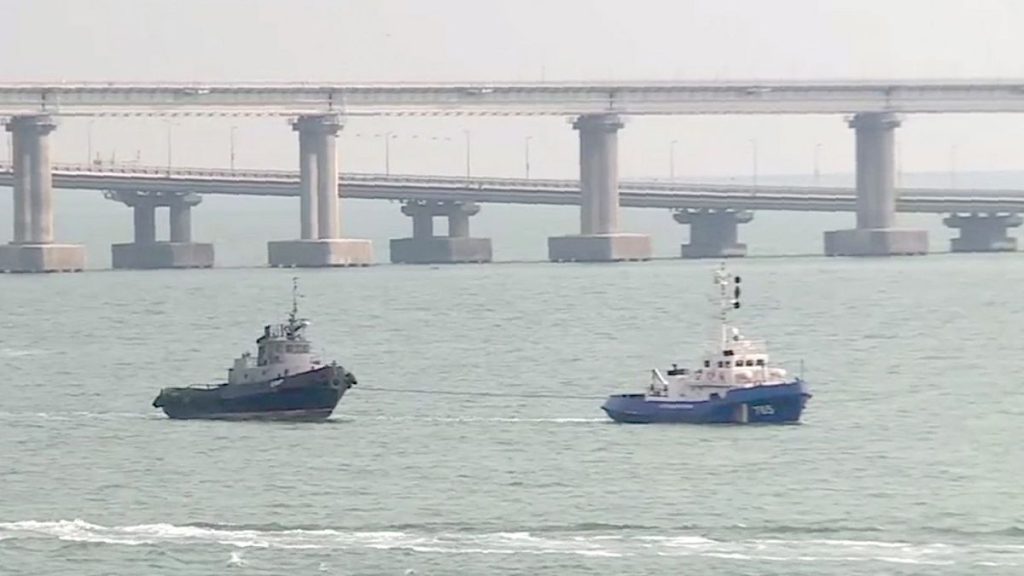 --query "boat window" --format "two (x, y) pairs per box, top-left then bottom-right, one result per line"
(704, 360), (710, 368)
(717, 361), (723, 368)
(756, 359), (765, 366)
